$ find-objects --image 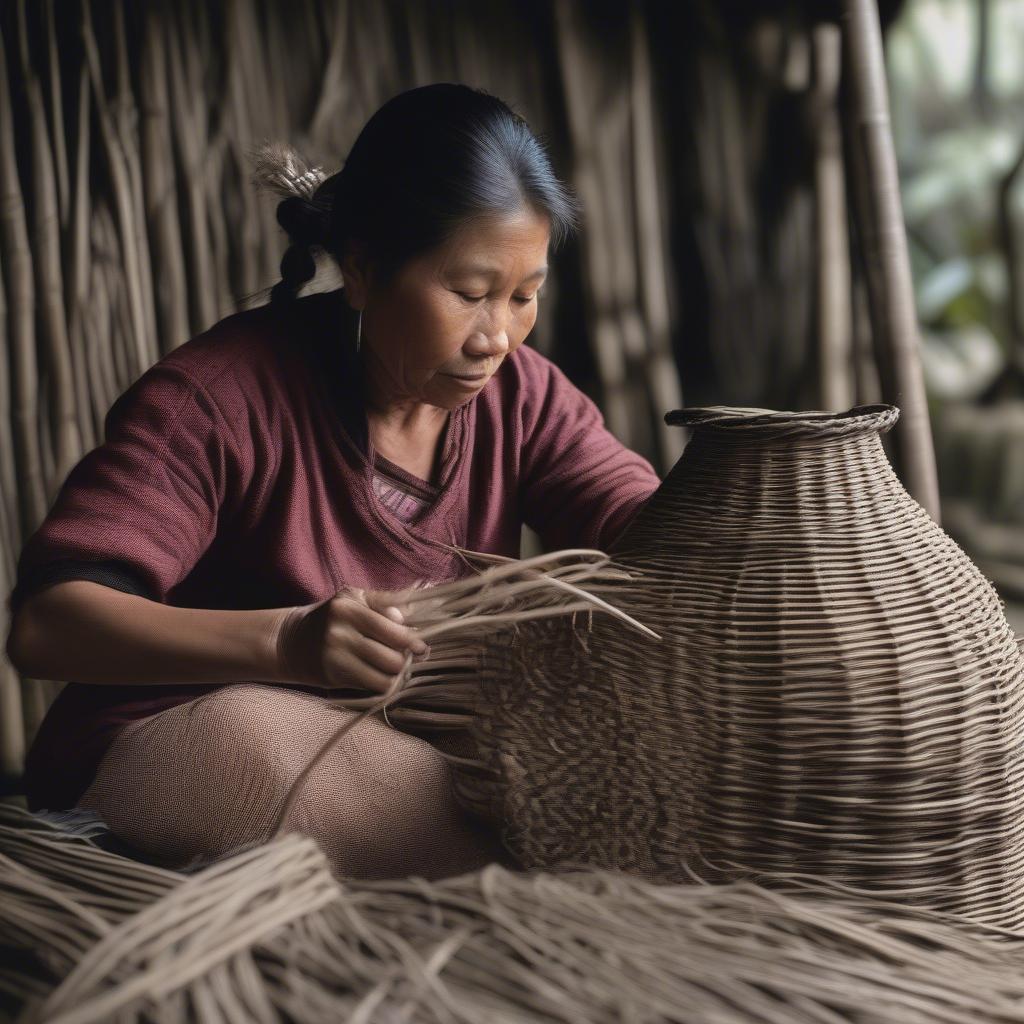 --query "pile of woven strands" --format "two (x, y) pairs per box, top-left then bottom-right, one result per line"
(9, 800), (1024, 1024)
